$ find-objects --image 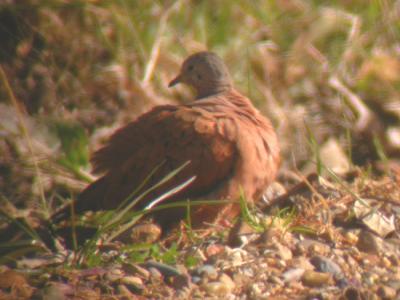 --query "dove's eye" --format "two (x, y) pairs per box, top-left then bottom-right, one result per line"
(188, 65), (194, 71)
